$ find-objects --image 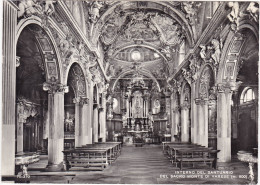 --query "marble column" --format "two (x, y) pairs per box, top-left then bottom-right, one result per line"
(174, 107), (180, 140)
(16, 102), (24, 153)
(195, 99), (203, 145)
(87, 82), (94, 144)
(74, 99), (81, 147)
(93, 104), (99, 142)
(2, 0), (18, 176)
(80, 97), (89, 145)
(217, 85), (232, 162)
(202, 99), (209, 147)
(170, 96), (175, 141)
(180, 103), (190, 142)
(191, 83), (196, 144)
(100, 95), (107, 142)
(43, 82), (68, 171)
